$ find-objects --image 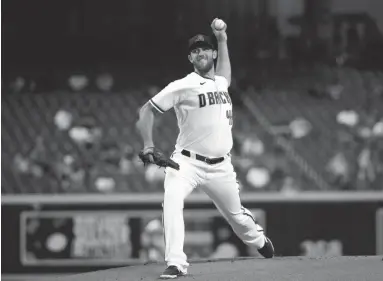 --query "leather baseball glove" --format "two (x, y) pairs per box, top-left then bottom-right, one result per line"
(138, 147), (180, 170)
